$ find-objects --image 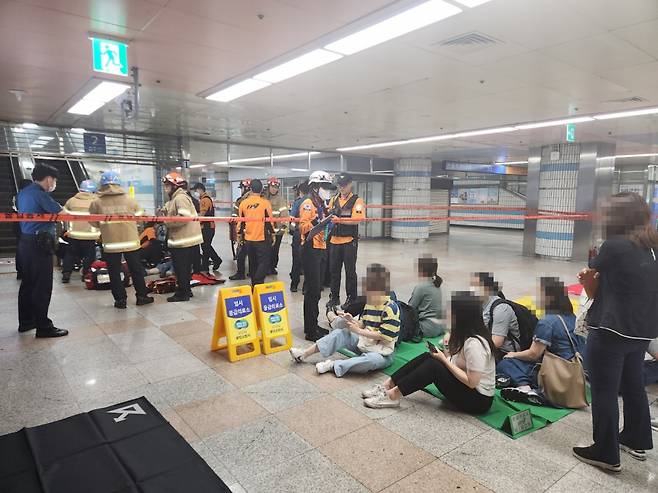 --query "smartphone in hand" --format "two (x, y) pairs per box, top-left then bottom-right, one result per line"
(426, 341), (438, 354)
